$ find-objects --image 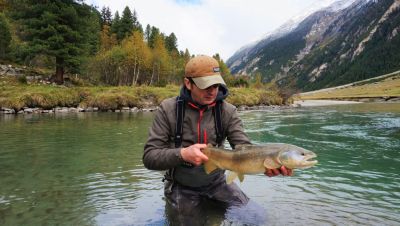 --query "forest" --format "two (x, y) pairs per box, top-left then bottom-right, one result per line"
(0, 0), (239, 87)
